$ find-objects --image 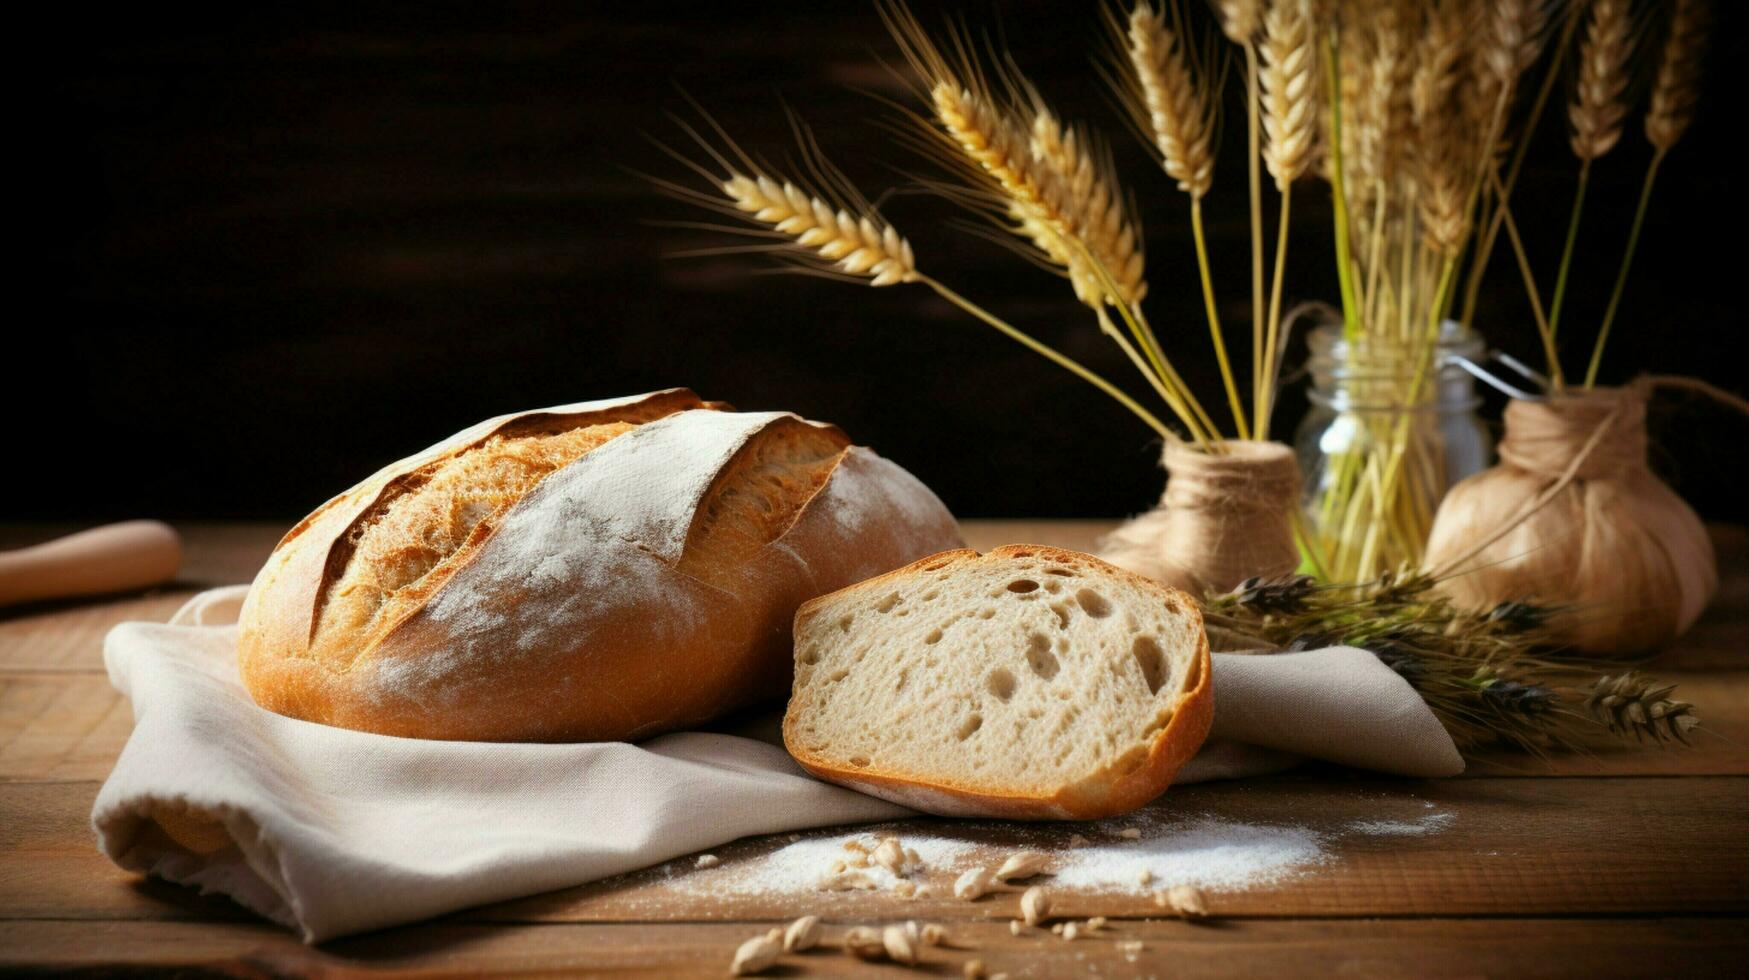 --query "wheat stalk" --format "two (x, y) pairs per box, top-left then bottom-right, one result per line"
(1645, 0), (1710, 152)
(1569, 0), (1635, 162)
(1121, 1), (1248, 438)
(1254, 0), (1316, 436)
(1587, 0), (1711, 385)
(1549, 0), (1637, 339)
(720, 175), (919, 286)
(1125, 3), (1215, 199)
